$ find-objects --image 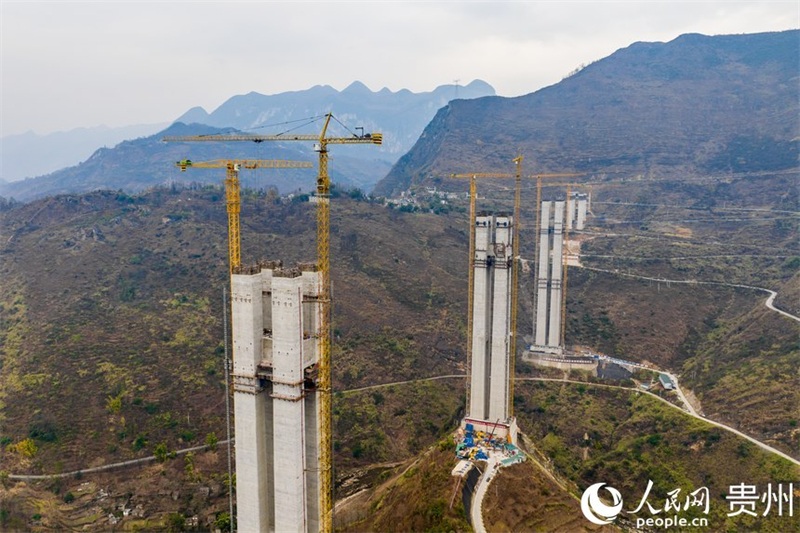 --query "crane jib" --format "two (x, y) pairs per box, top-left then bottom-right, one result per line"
(162, 133), (382, 145)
